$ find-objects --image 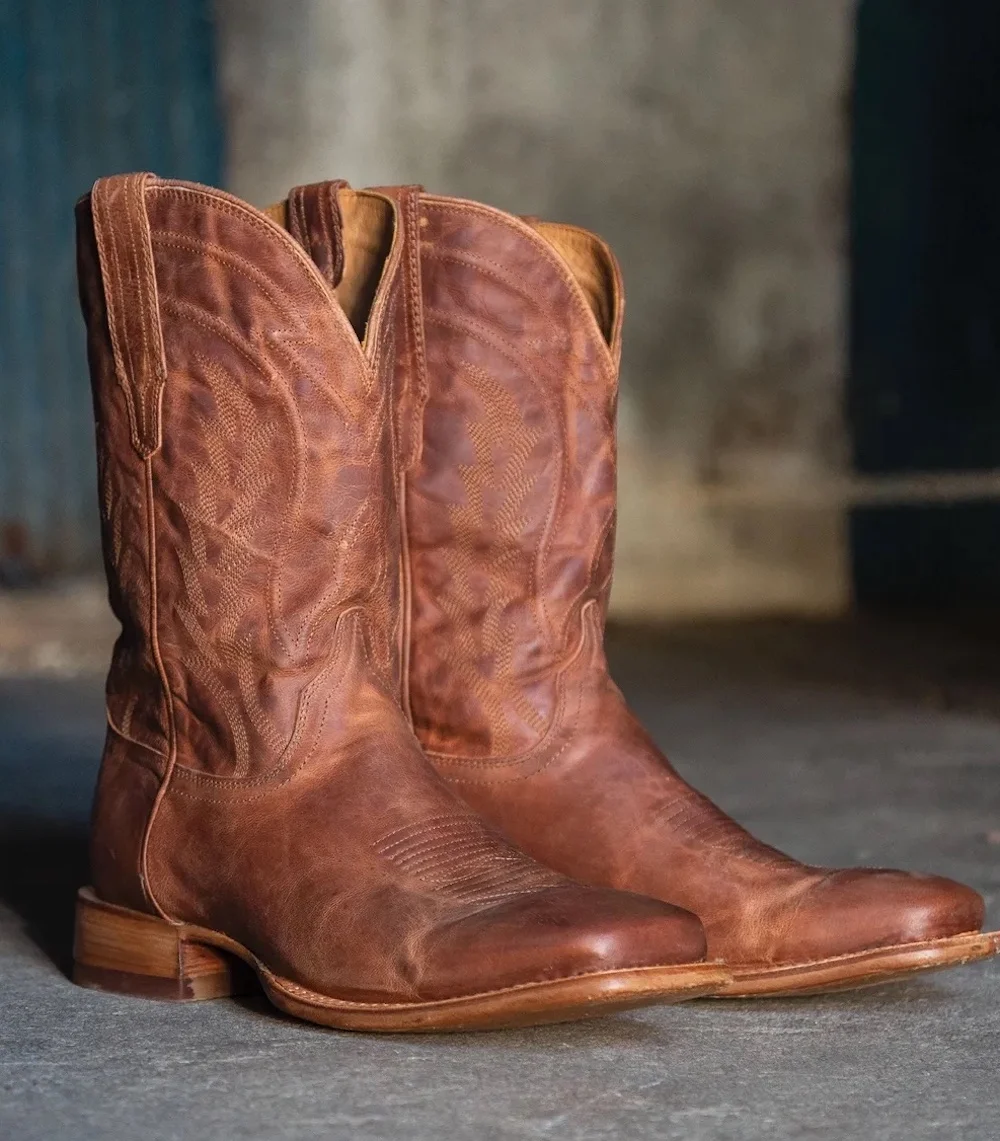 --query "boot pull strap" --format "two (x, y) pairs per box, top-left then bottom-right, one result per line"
(287, 180), (349, 288)
(369, 184), (428, 471)
(90, 172), (168, 458)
